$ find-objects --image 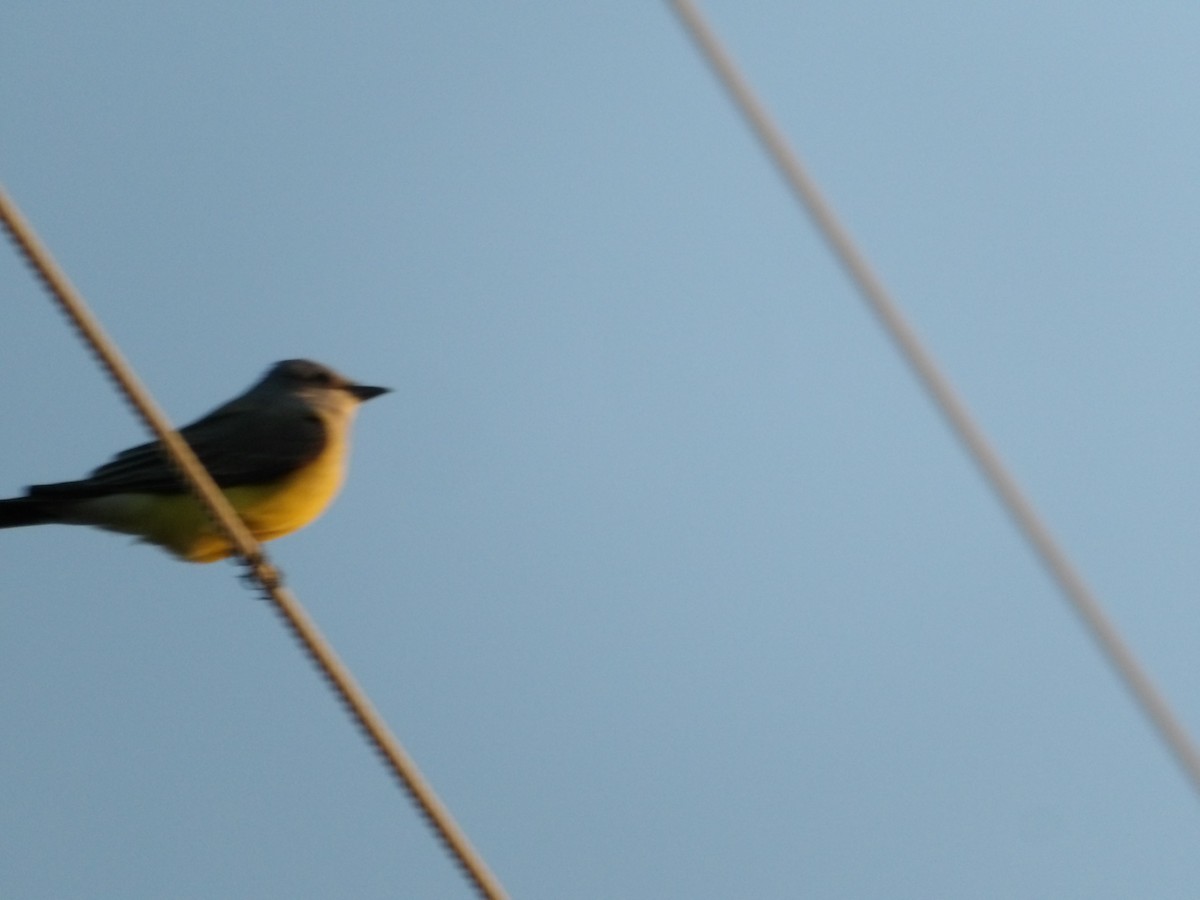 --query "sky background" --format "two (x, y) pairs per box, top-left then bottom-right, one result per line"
(4, 3), (1200, 897)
